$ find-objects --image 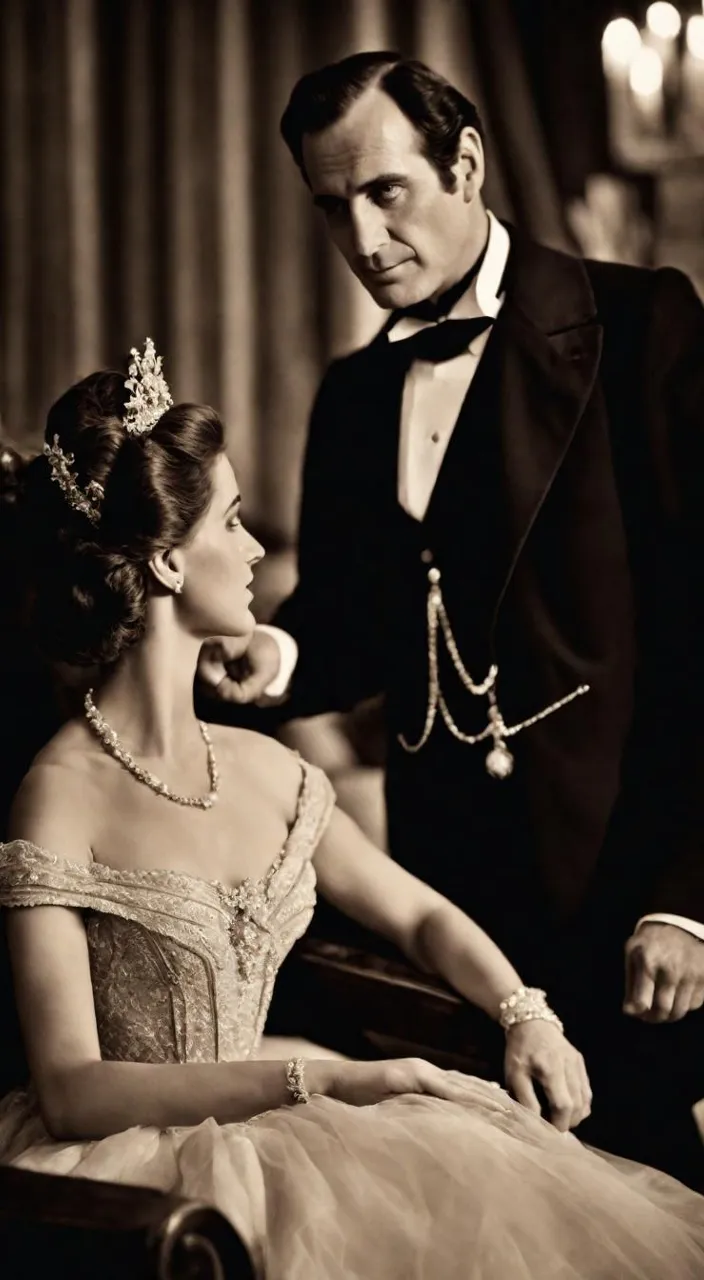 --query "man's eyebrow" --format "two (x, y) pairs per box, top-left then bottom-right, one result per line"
(312, 173), (408, 208)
